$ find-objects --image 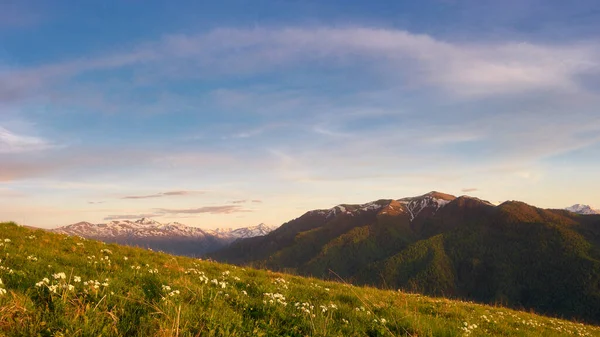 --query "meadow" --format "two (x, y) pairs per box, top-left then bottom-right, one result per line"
(0, 222), (598, 337)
